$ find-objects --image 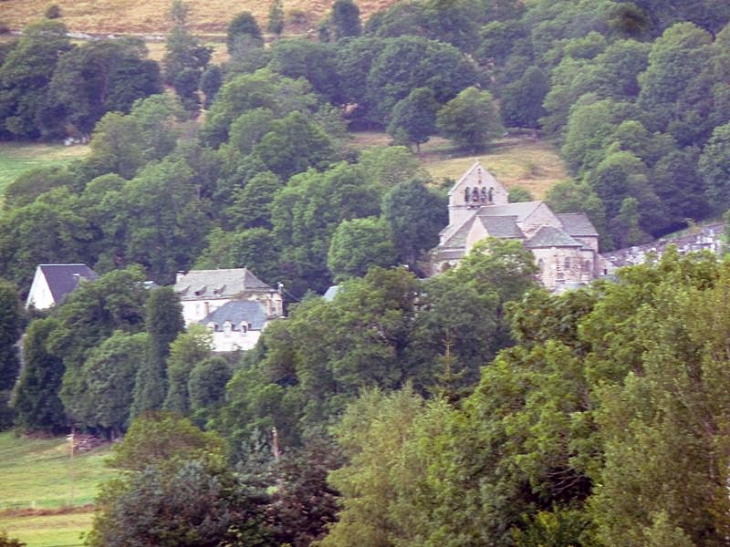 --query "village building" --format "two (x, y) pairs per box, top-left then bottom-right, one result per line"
(173, 268), (283, 352)
(434, 162), (602, 291)
(25, 263), (99, 310)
